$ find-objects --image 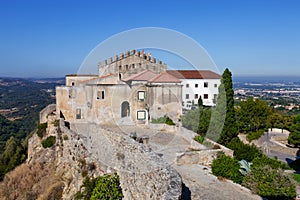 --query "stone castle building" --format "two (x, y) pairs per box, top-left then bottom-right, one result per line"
(56, 50), (183, 125)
